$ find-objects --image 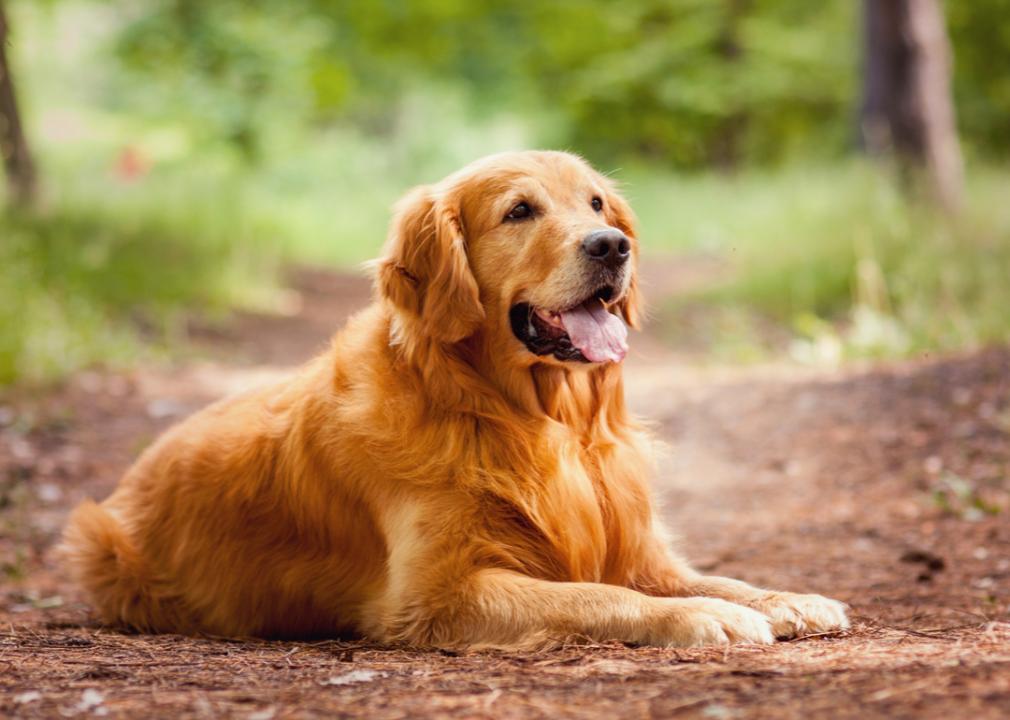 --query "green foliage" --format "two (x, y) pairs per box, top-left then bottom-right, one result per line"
(2, 1), (1010, 386)
(102, 0), (860, 169)
(0, 181), (277, 385)
(654, 164), (1010, 361)
(527, 0), (858, 167)
(97, 1), (1010, 169)
(0, 14), (532, 386)
(947, 0), (1010, 160)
